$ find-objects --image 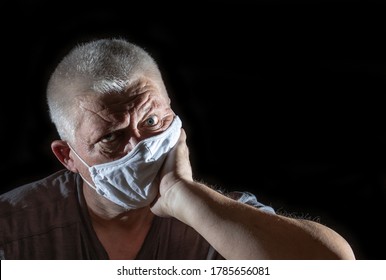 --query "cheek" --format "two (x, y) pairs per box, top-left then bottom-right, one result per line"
(75, 158), (94, 183)
(72, 153), (89, 172)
